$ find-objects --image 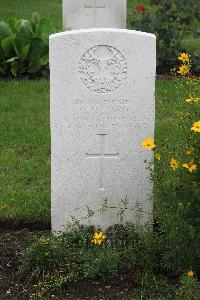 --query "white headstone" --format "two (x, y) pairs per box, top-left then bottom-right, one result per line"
(50, 29), (156, 232)
(62, 0), (126, 30)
